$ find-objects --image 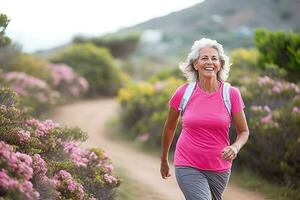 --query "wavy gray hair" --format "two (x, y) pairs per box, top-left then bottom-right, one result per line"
(179, 38), (231, 82)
